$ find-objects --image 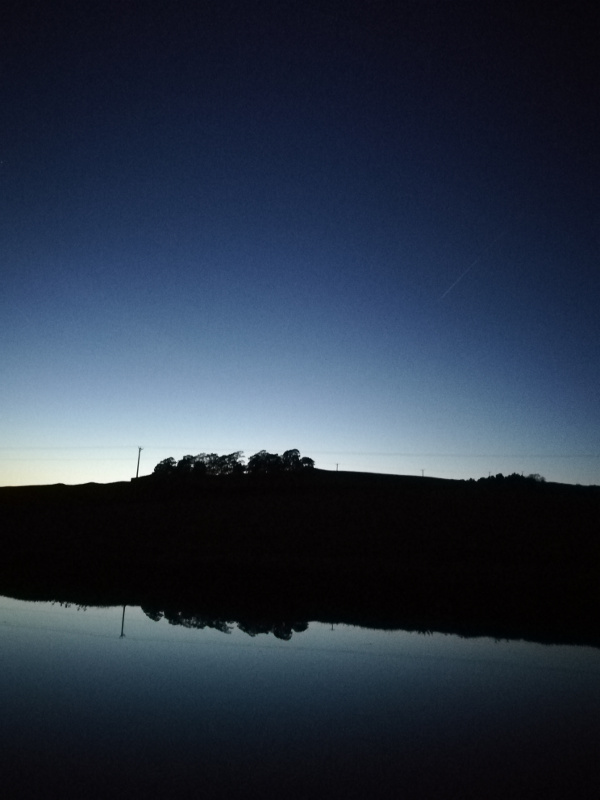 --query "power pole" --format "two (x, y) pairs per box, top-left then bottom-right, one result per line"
(136, 446), (143, 479)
